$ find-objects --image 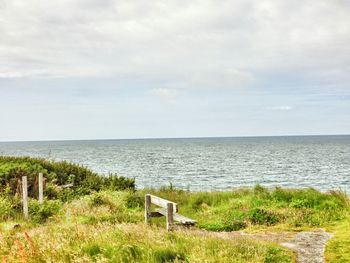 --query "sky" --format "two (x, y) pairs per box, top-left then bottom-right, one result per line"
(0, 0), (349, 141)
